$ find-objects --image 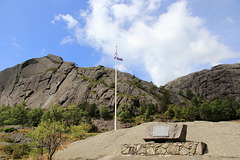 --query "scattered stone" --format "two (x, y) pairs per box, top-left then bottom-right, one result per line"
(196, 142), (206, 155)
